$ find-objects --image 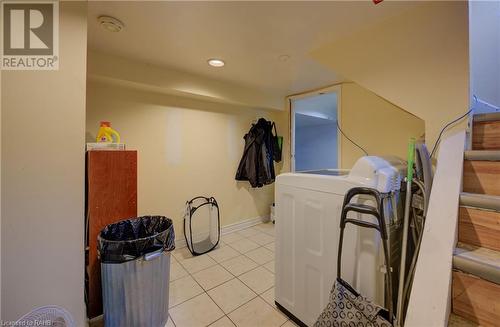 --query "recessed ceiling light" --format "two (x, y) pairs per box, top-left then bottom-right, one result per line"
(98, 16), (124, 33)
(208, 59), (225, 67)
